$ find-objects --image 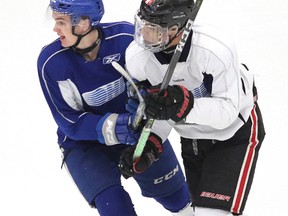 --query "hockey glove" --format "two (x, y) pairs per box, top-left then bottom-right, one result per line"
(126, 80), (149, 130)
(96, 113), (140, 145)
(144, 84), (194, 122)
(119, 132), (163, 179)
(126, 97), (147, 128)
(126, 79), (148, 99)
